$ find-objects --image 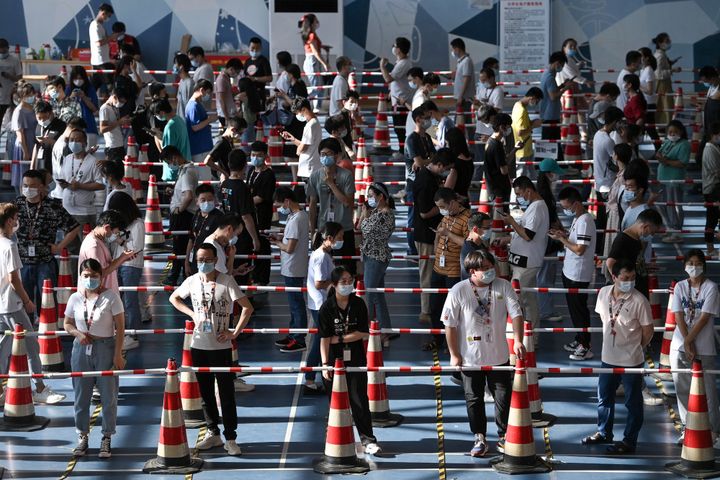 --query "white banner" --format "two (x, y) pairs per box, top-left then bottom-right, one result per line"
(499, 0), (550, 85)
(533, 140), (558, 160)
